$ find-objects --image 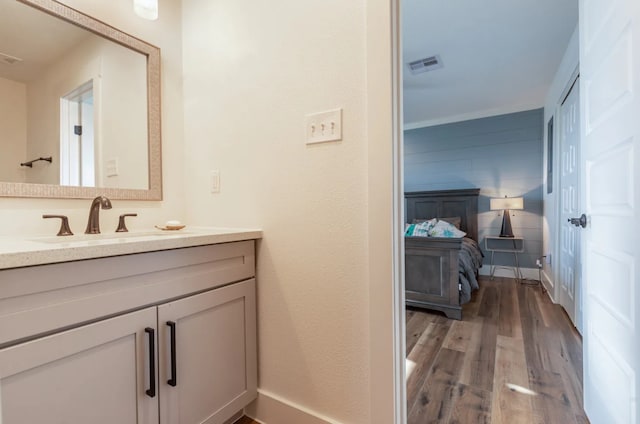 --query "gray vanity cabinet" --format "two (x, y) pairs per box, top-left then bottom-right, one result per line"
(0, 240), (258, 424)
